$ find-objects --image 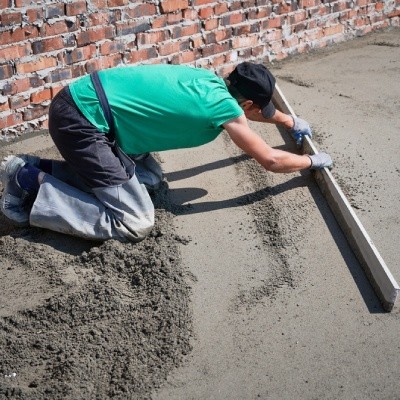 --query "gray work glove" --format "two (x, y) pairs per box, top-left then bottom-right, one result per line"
(308, 152), (333, 170)
(290, 116), (312, 146)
